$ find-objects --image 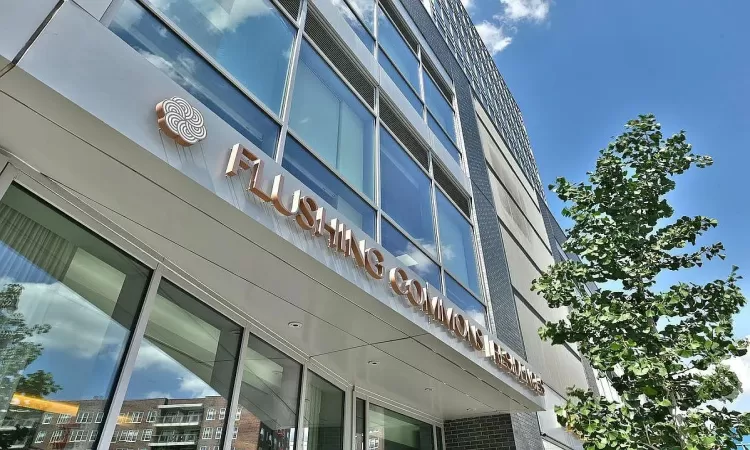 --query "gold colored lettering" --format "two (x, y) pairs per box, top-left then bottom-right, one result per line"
(405, 279), (424, 307)
(422, 296), (440, 318)
(389, 267), (409, 295)
(296, 196), (317, 230)
(270, 175), (299, 217)
(453, 314), (469, 339)
(225, 144), (256, 176)
(470, 326), (484, 351)
(364, 248), (385, 279)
